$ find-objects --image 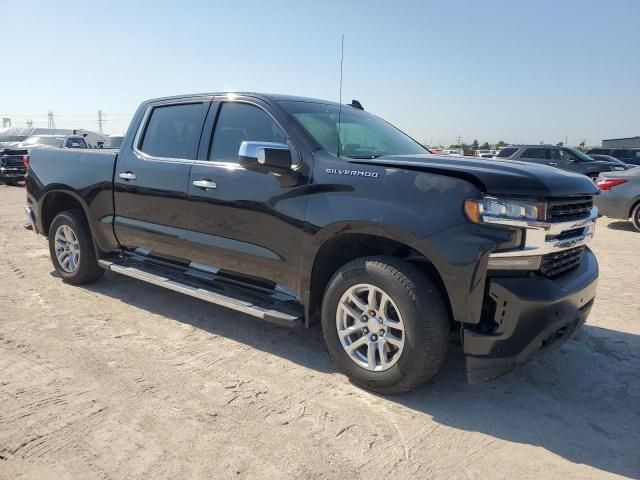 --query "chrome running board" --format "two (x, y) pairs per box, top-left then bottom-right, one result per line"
(98, 259), (303, 326)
